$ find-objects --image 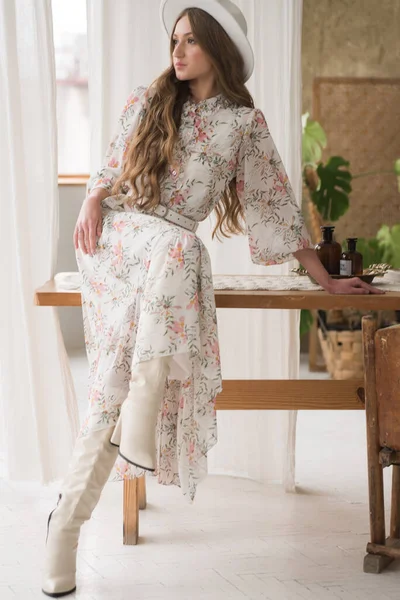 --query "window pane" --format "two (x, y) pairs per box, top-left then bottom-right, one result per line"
(52, 0), (89, 174)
